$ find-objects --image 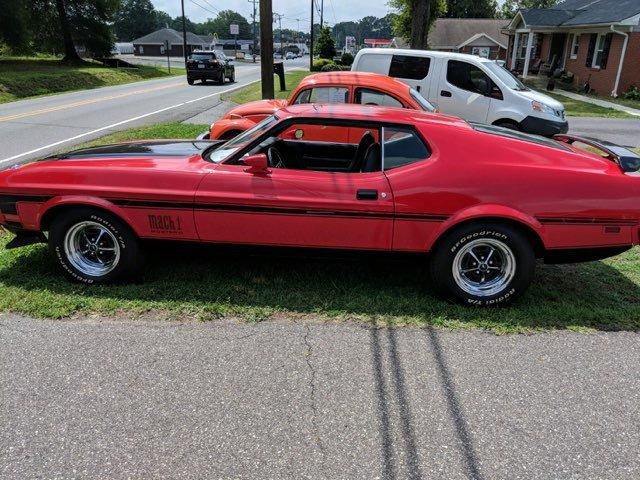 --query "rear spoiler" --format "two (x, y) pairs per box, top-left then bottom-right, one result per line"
(554, 134), (640, 173)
